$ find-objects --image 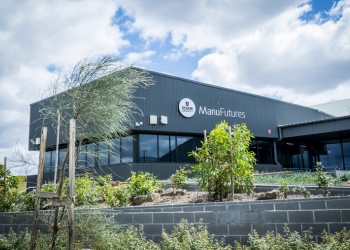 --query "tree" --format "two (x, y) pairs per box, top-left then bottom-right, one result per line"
(0, 163), (20, 212)
(190, 121), (255, 201)
(37, 54), (154, 249)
